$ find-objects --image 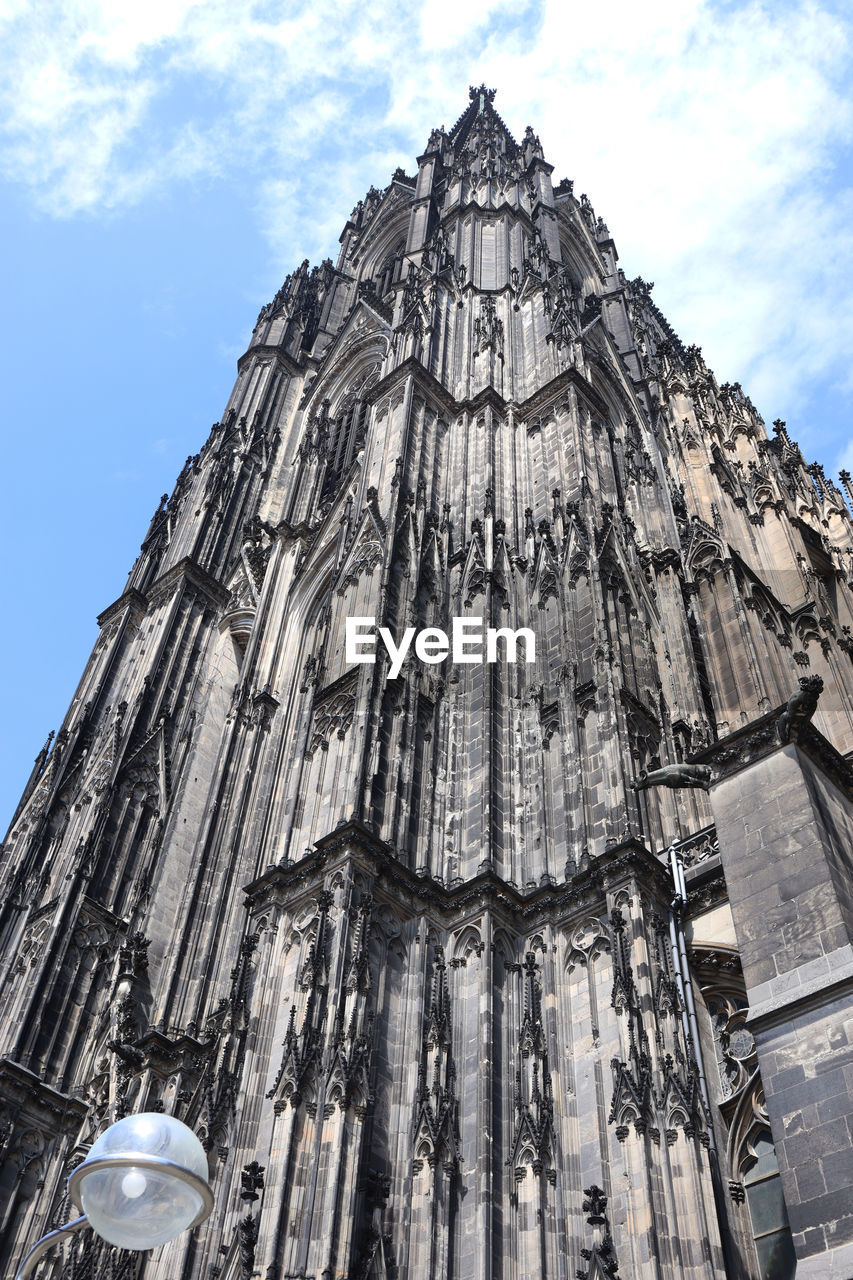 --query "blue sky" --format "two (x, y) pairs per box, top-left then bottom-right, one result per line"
(2, 0), (852, 825)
